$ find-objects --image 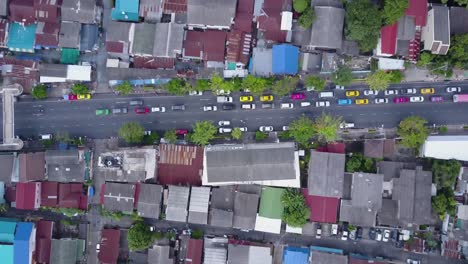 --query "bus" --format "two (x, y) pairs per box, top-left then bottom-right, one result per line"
(453, 94), (468, 102)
